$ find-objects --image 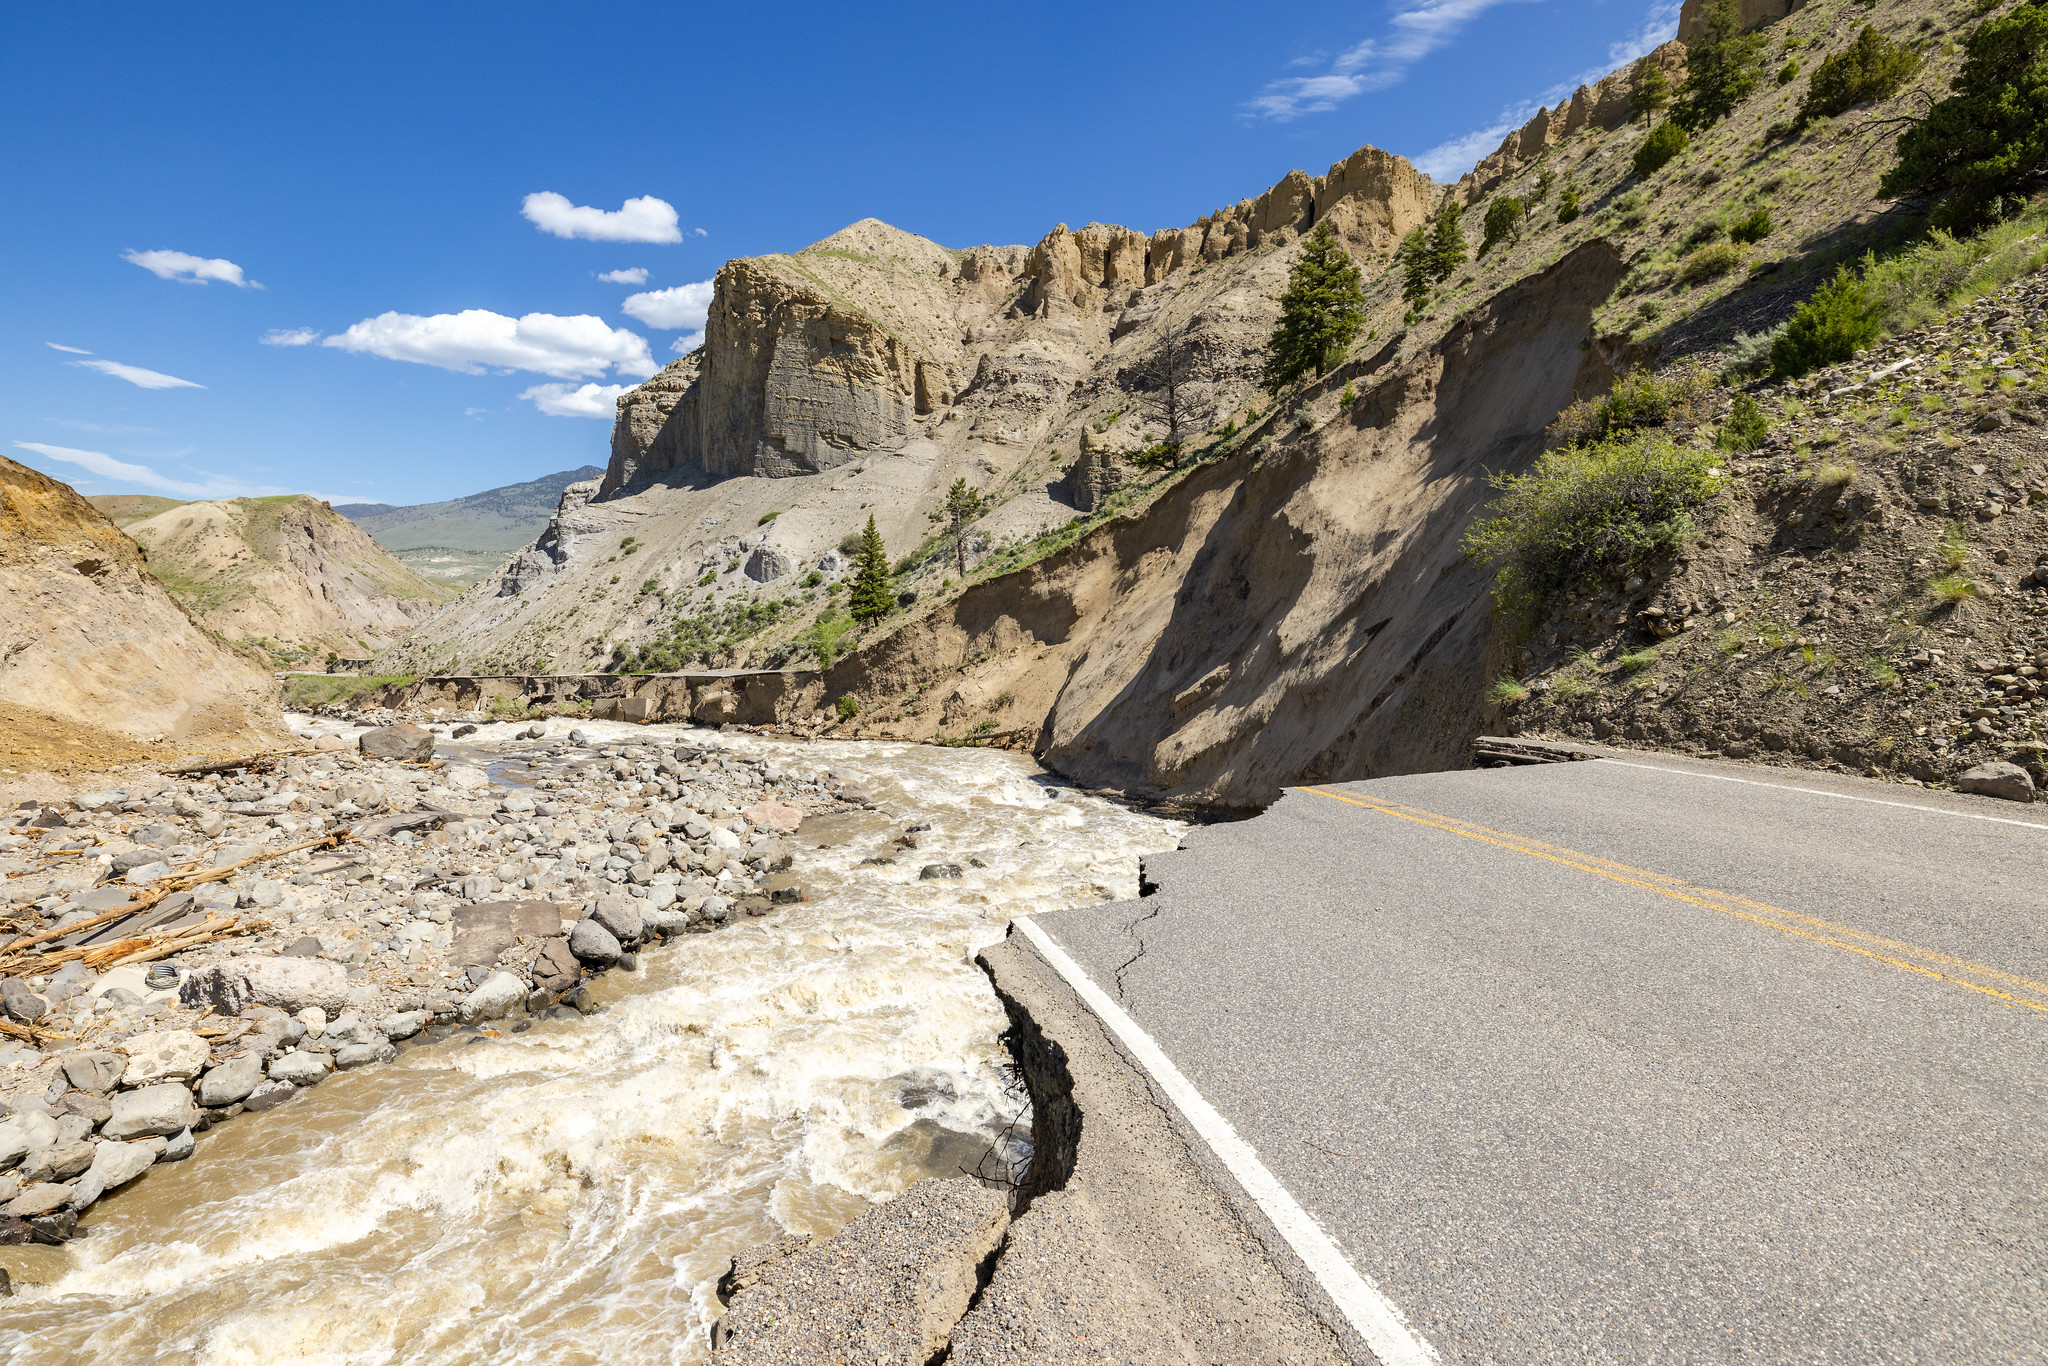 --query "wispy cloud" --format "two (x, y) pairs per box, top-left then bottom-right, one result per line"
(521, 192), (682, 244)
(597, 267), (648, 284)
(46, 342), (92, 355)
(622, 280), (714, 331)
(1247, 0), (1542, 120)
(519, 382), (631, 418)
(261, 327), (322, 347)
(323, 309), (656, 379)
(43, 418), (156, 435)
(1406, 1), (1682, 180)
(671, 331), (705, 355)
(69, 358), (204, 390)
(14, 442), (250, 499)
(122, 249), (258, 287)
